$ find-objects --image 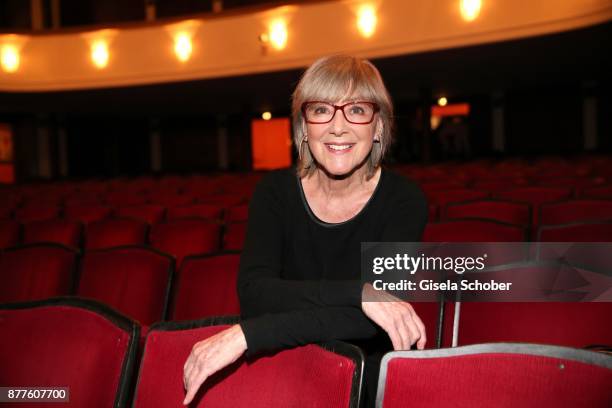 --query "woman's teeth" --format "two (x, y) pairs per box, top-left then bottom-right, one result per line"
(327, 144), (352, 151)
